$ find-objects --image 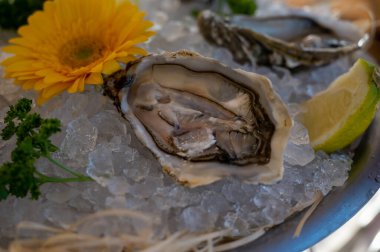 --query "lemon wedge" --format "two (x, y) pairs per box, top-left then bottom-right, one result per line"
(298, 59), (380, 153)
